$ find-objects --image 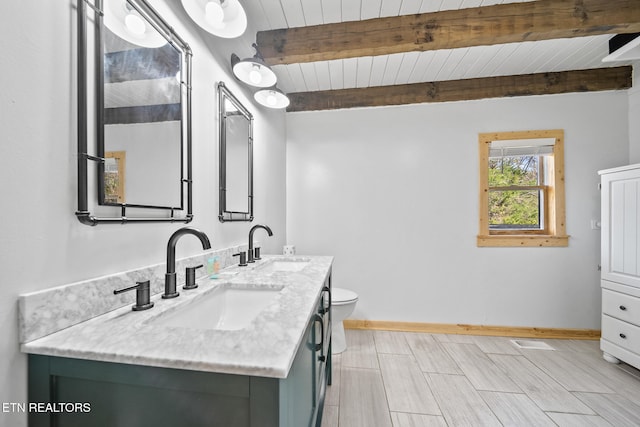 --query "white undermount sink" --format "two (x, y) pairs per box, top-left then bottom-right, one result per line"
(150, 285), (283, 331)
(256, 258), (311, 273)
